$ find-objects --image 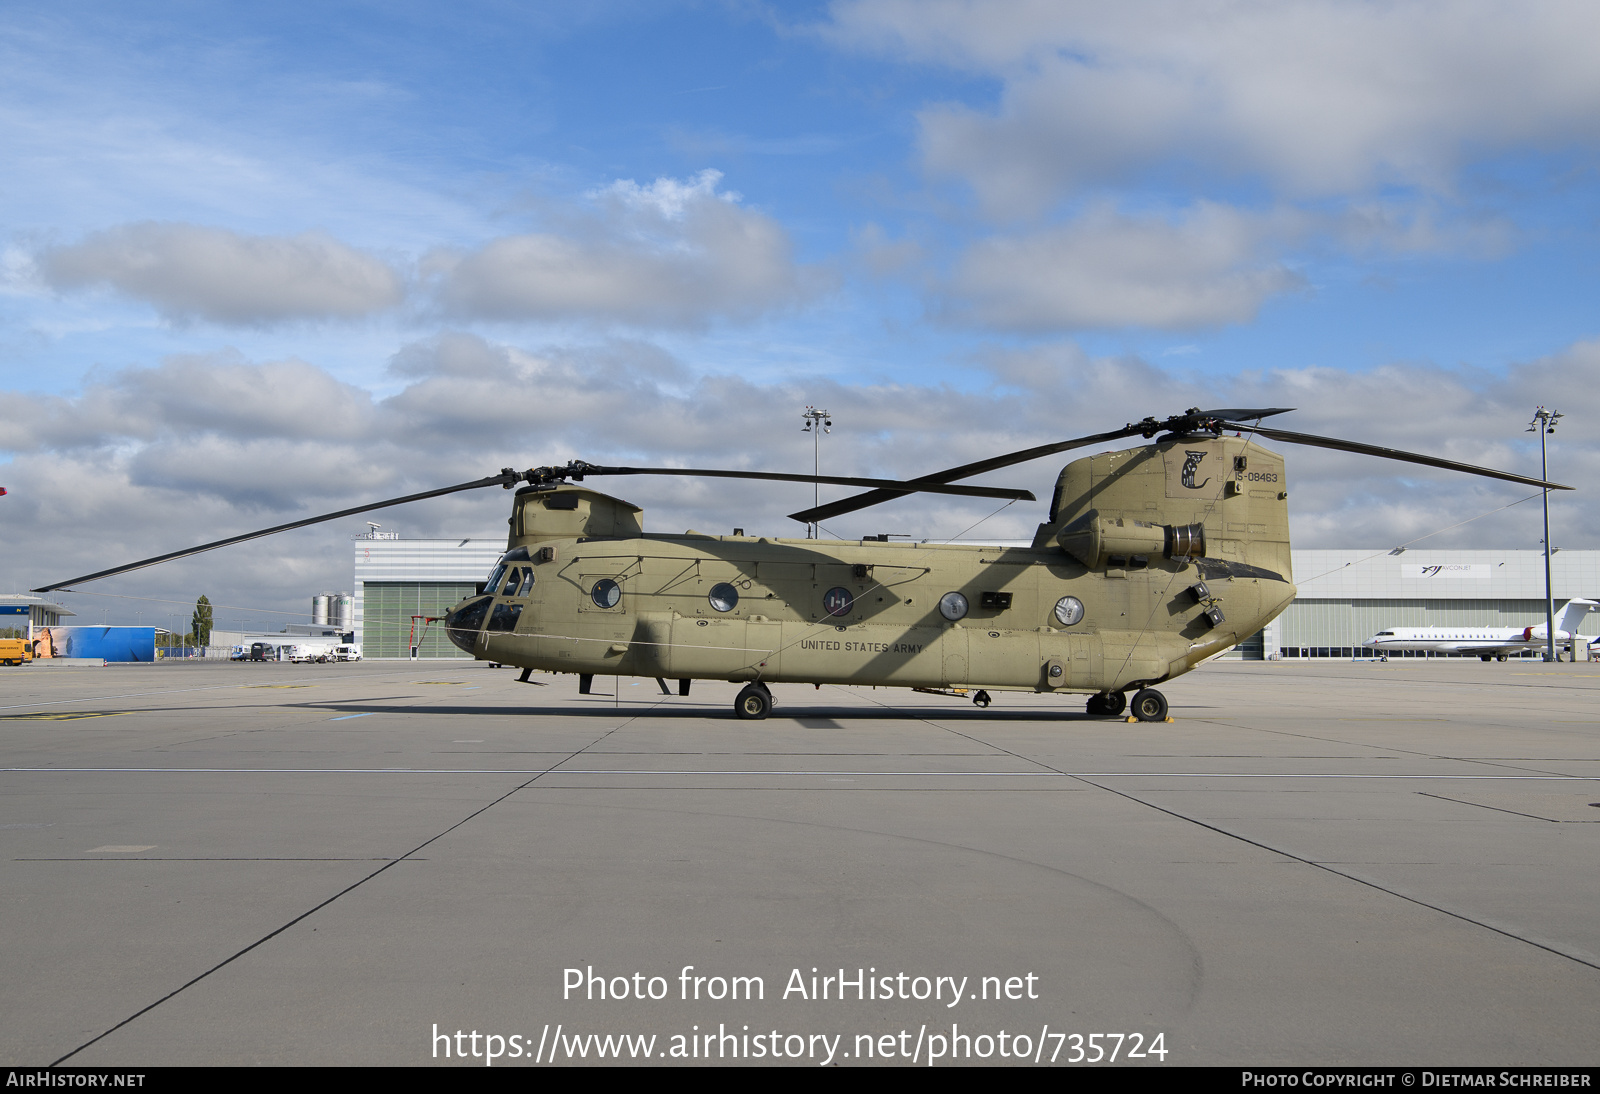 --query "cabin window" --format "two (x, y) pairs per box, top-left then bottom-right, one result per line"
(591, 579), (622, 609)
(939, 592), (969, 621)
(708, 583), (739, 613)
(1054, 596), (1085, 627)
(823, 587), (853, 617)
